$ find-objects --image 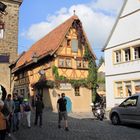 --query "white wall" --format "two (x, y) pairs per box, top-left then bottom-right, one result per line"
(106, 72), (140, 109)
(105, 48), (140, 76)
(107, 11), (140, 49)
